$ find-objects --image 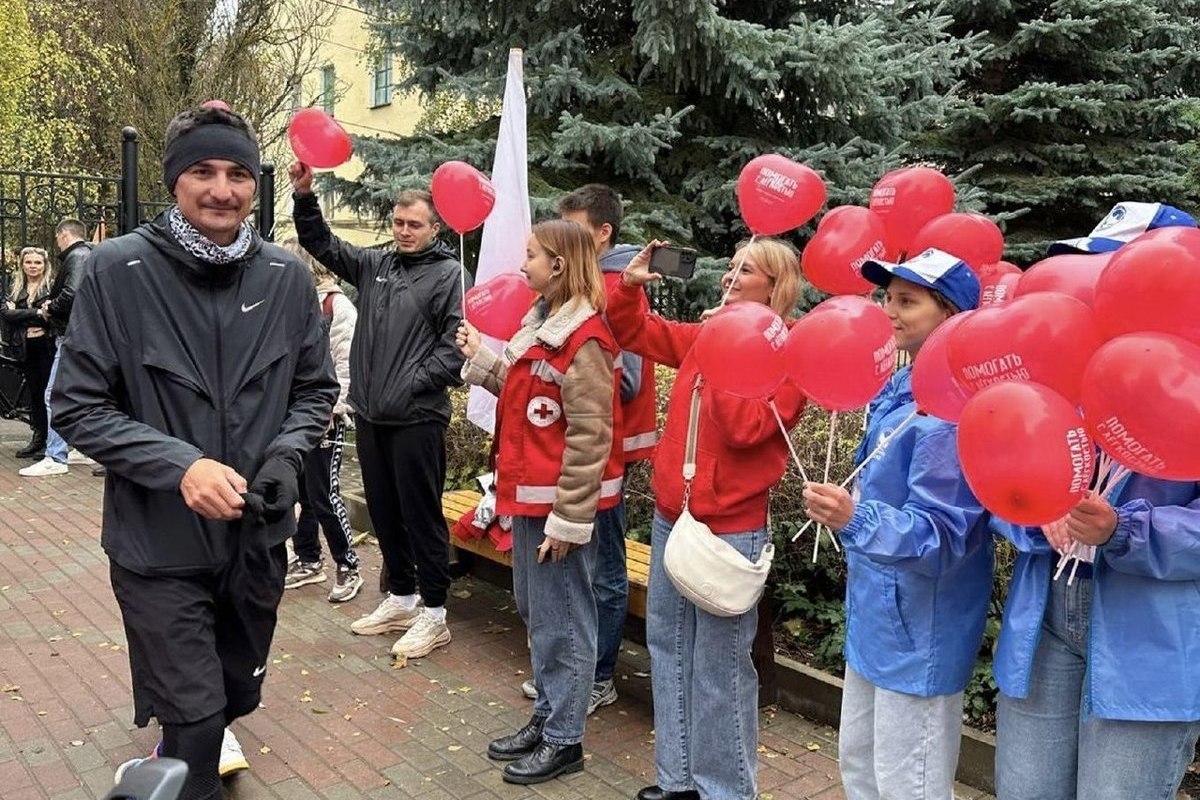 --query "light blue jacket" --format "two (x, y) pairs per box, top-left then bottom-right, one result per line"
(994, 475), (1200, 722)
(840, 367), (996, 697)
